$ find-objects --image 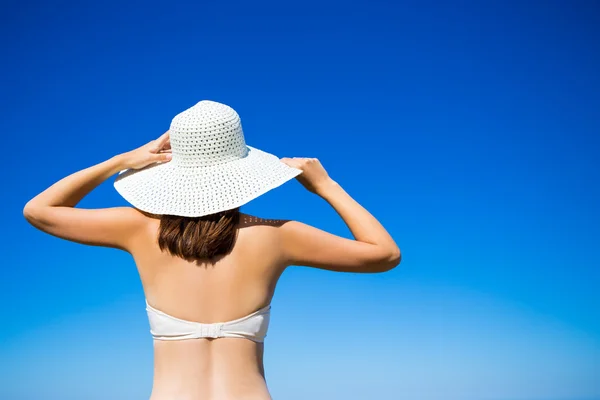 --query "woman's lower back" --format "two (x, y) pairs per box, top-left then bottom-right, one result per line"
(150, 338), (271, 400)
